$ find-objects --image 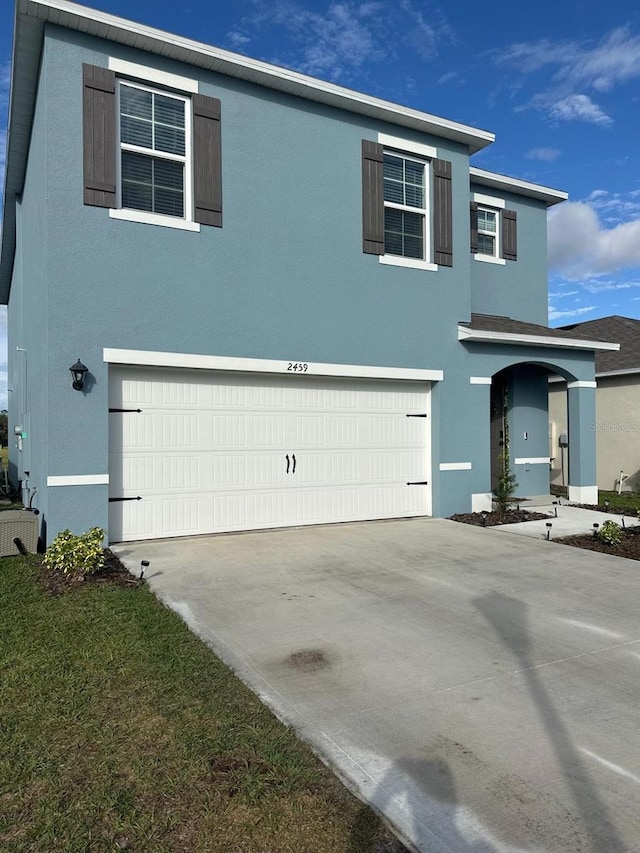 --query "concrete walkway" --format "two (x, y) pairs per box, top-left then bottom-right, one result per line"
(494, 503), (639, 540)
(114, 519), (640, 852)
